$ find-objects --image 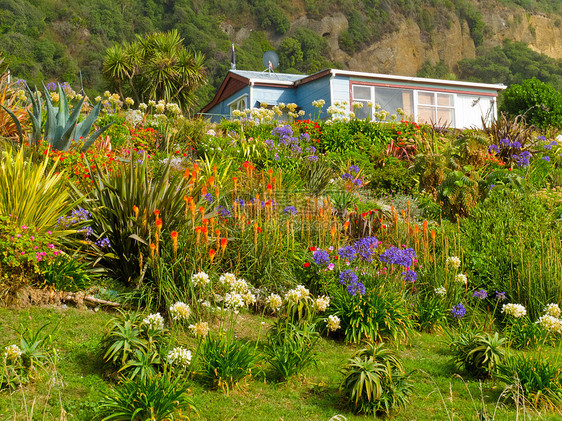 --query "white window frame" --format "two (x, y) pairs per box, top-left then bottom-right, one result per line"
(228, 94), (248, 116)
(414, 91), (456, 126)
